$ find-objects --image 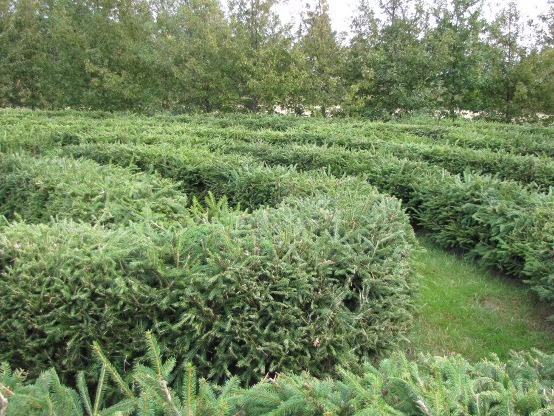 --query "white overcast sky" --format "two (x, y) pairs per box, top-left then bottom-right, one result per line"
(274, 0), (550, 35)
